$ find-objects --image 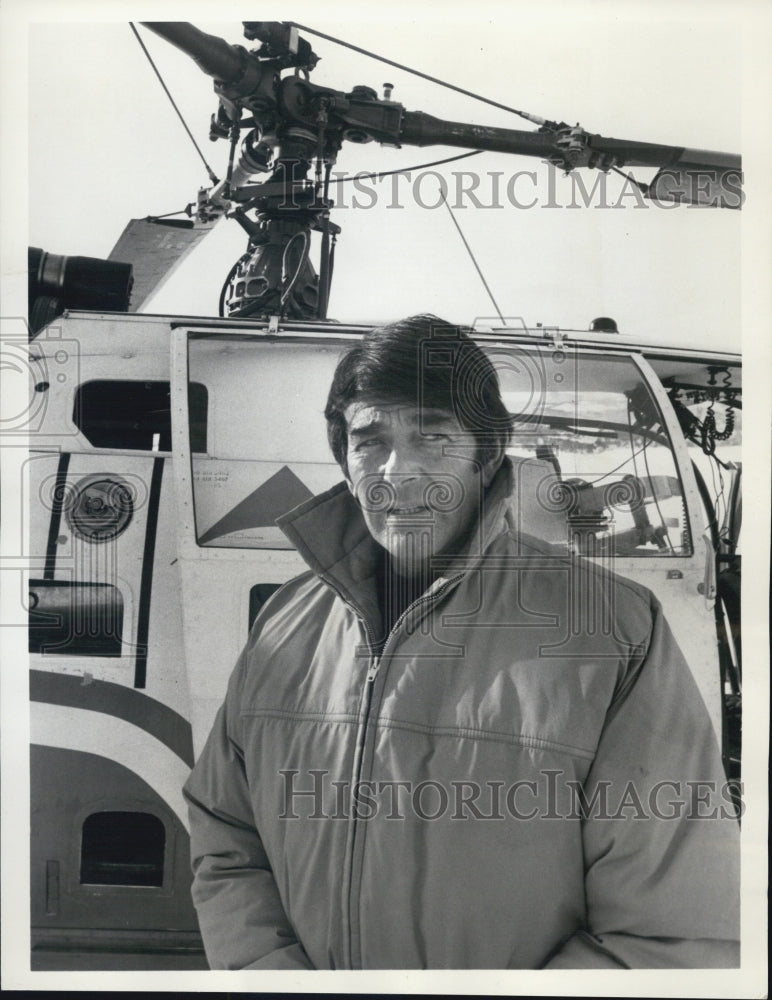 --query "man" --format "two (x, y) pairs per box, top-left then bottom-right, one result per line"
(183, 316), (740, 969)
